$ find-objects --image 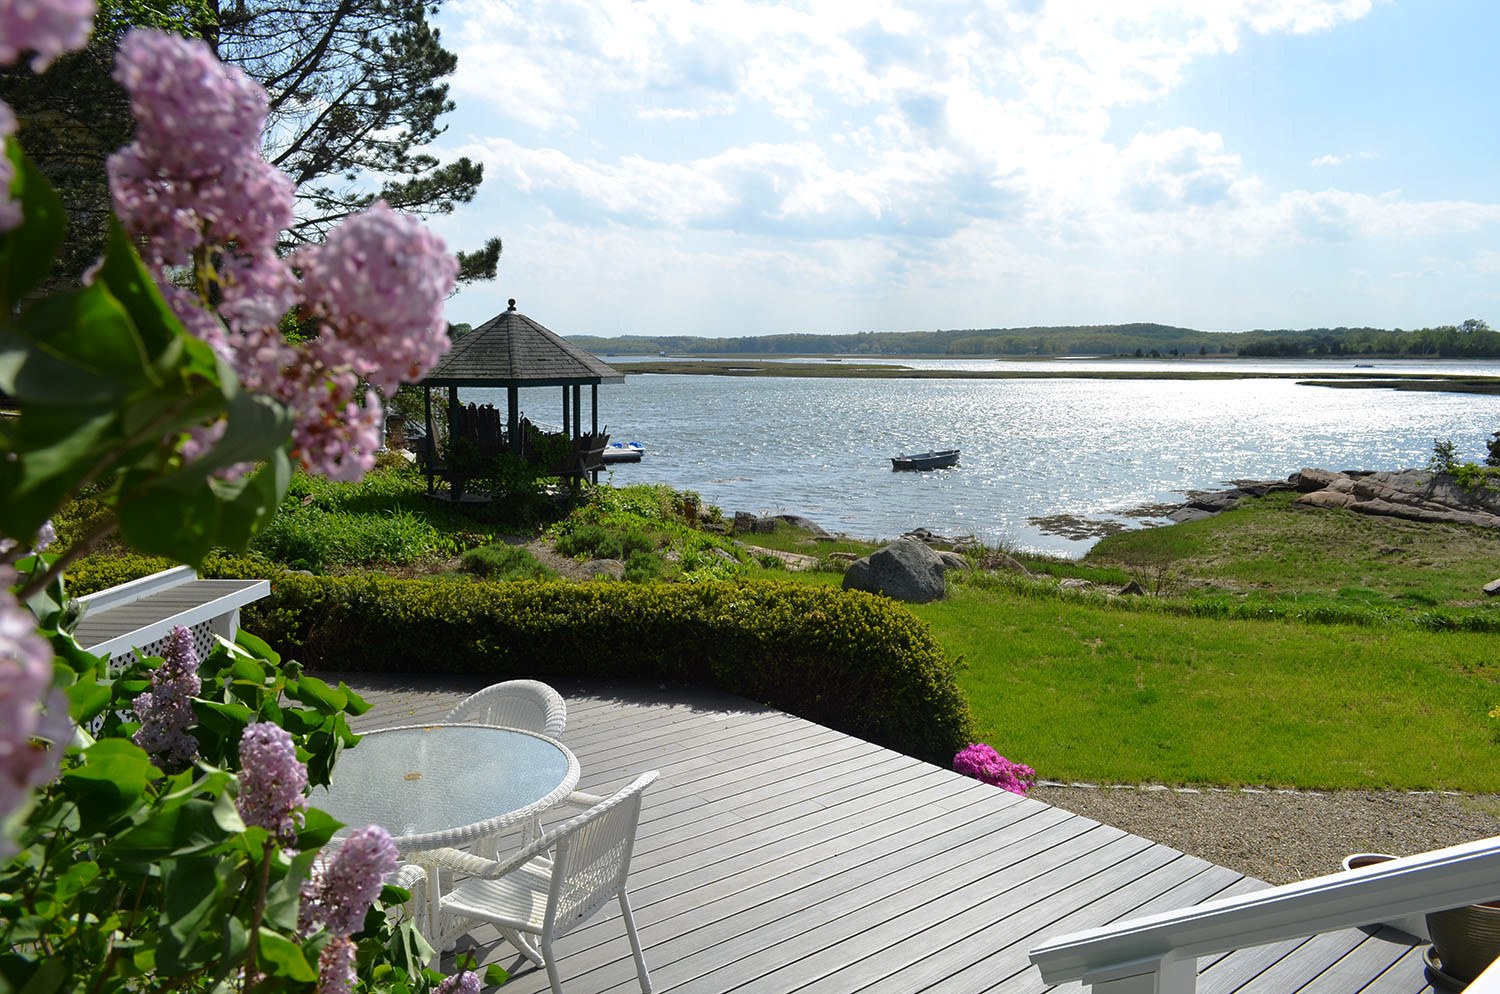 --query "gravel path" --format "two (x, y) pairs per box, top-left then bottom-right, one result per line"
(1031, 784), (1500, 885)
